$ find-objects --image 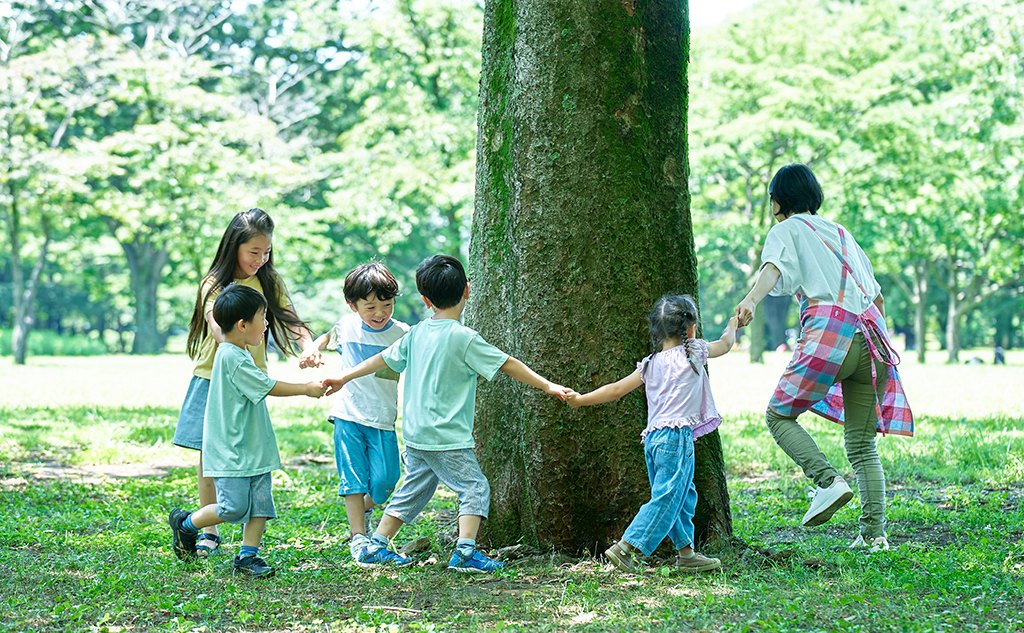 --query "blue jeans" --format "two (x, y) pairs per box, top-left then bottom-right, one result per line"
(622, 426), (697, 556)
